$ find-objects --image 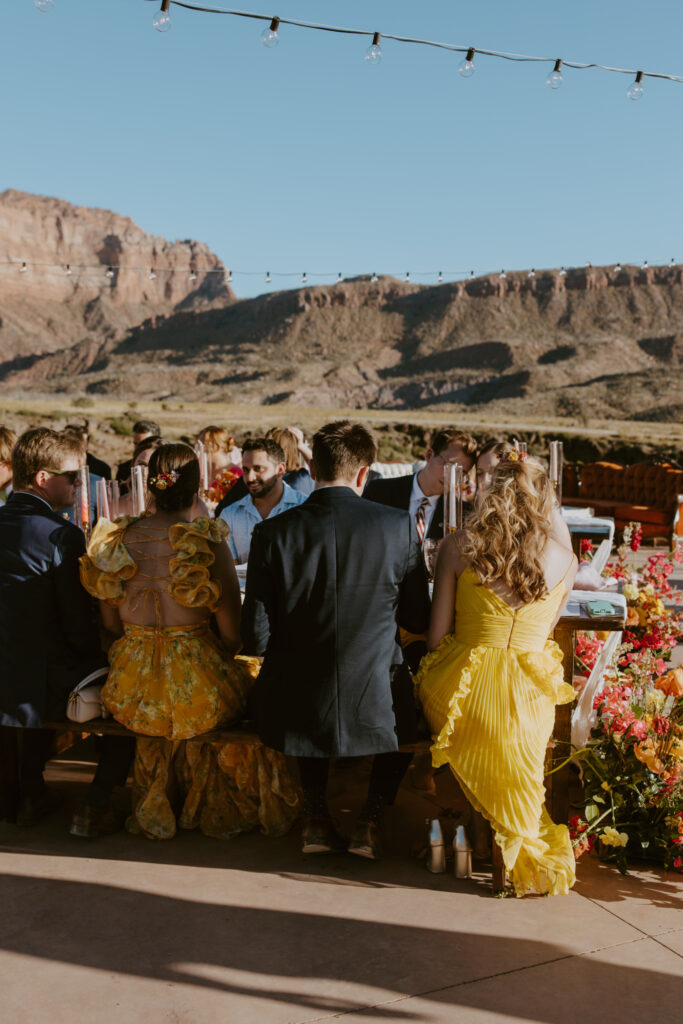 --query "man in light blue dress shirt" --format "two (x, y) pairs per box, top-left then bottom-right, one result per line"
(219, 437), (306, 564)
